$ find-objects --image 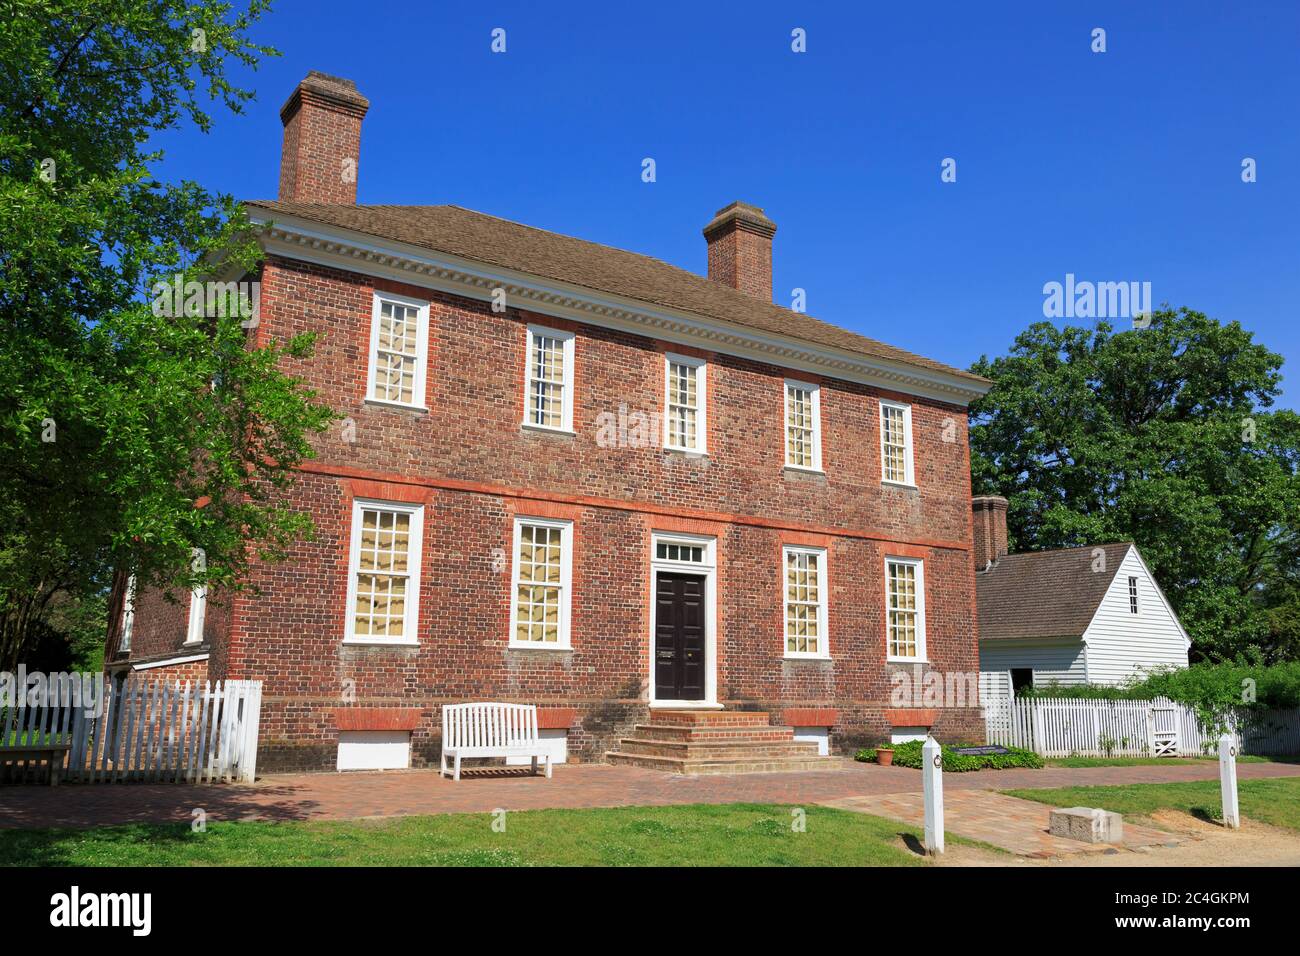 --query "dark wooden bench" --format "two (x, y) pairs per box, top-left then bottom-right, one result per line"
(0, 743), (71, 785)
